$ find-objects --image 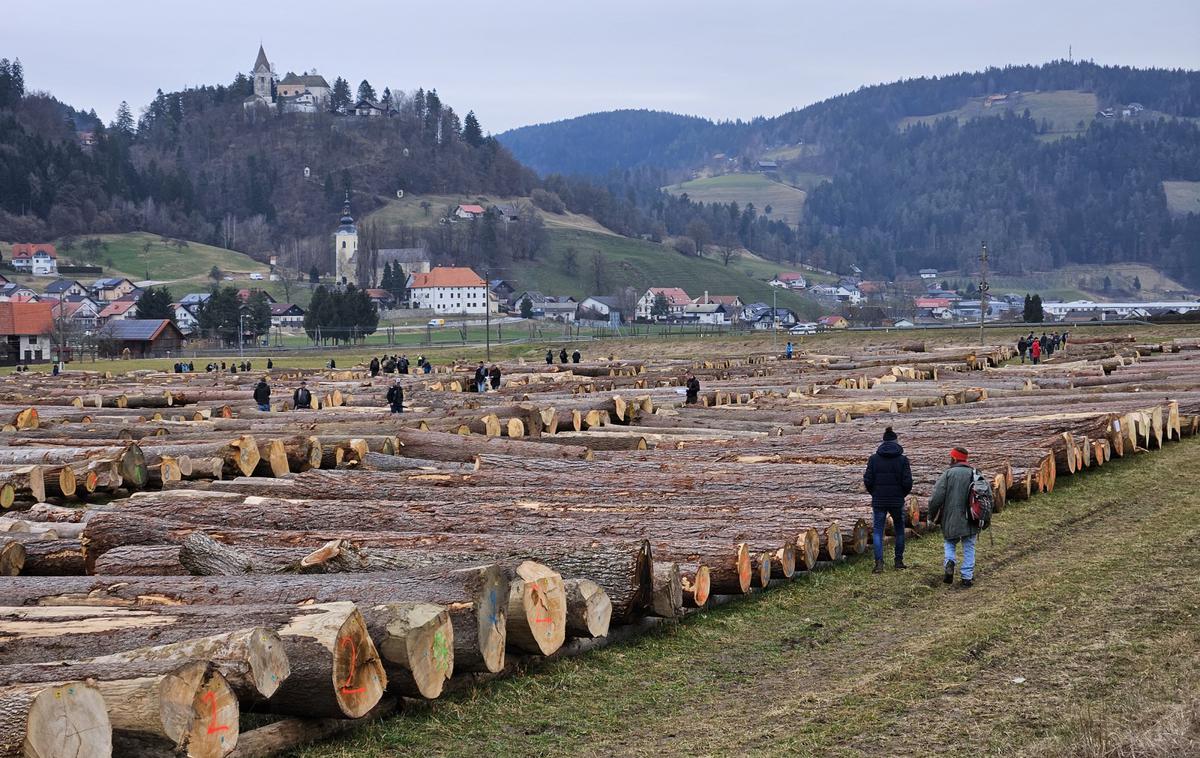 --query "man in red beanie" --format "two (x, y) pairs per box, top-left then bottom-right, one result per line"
(928, 446), (980, 587)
